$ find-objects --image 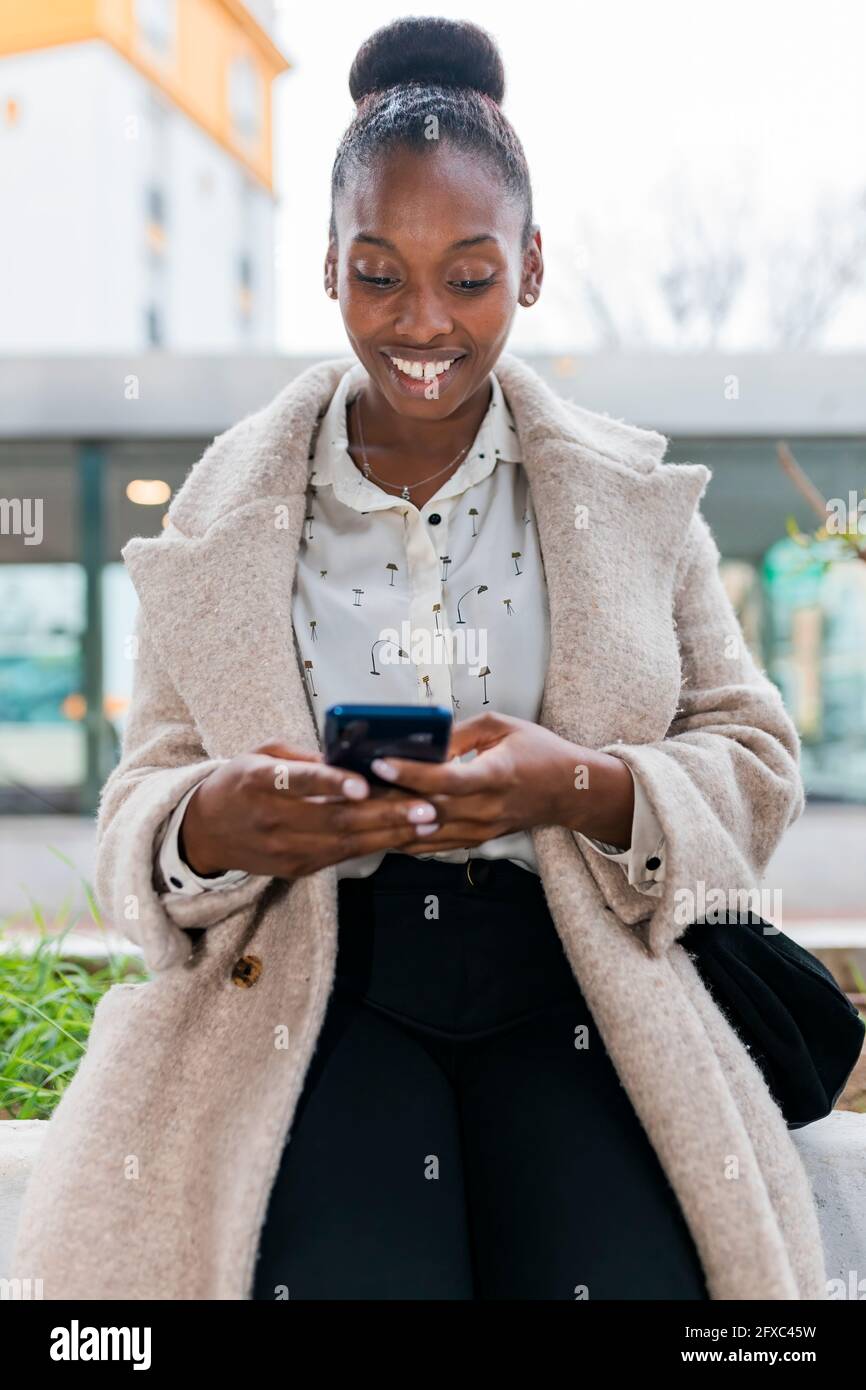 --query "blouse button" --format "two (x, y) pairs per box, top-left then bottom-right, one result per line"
(646, 856), (662, 871)
(428, 513), (442, 525)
